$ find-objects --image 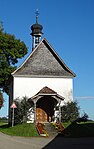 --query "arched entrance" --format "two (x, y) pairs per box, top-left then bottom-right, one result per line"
(36, 96), (58, 122)
(29, 86), (64, 123)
